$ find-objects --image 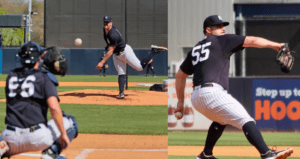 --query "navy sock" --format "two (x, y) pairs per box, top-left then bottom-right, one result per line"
(118, 75), (126, 94)
(203, 122), (226, 155)
(141, 51), (155, 69)
(242, 121), (269, 154)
